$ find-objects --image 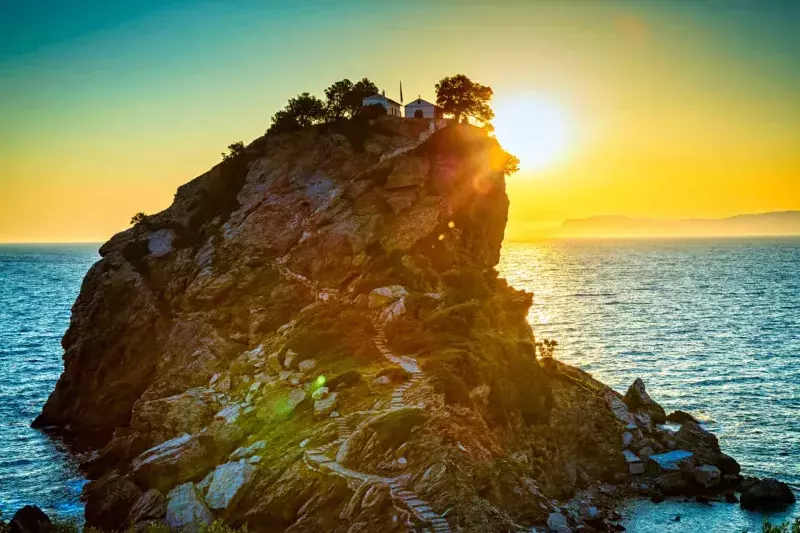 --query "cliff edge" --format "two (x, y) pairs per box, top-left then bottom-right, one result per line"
(34, 116), (757, 532)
